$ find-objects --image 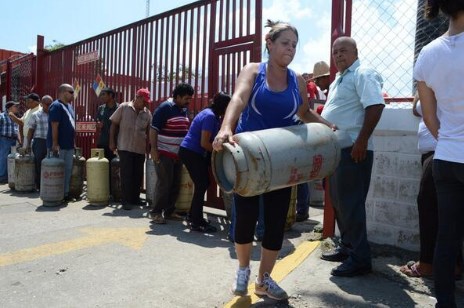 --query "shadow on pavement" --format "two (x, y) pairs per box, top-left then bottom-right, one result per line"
(146, 215), (233, 248)
(101, 205), (150, 219)
(328, 272), (419, 307)
(35, 204), (68, 211)
(2, 189), (41, 200)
